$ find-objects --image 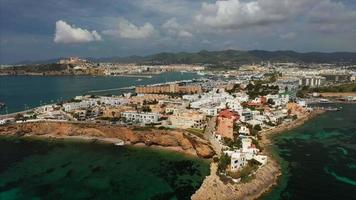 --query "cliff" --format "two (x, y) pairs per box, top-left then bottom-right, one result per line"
(0, 122), (215, 158)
